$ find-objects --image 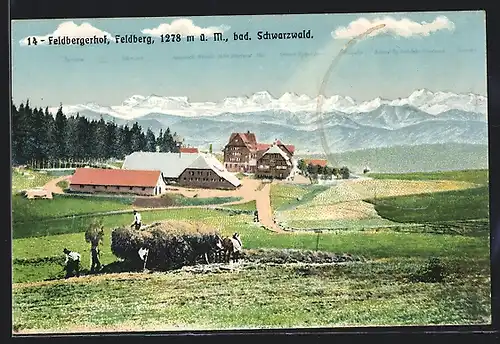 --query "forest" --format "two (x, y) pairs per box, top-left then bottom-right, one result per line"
(11, 100), (181, 165)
